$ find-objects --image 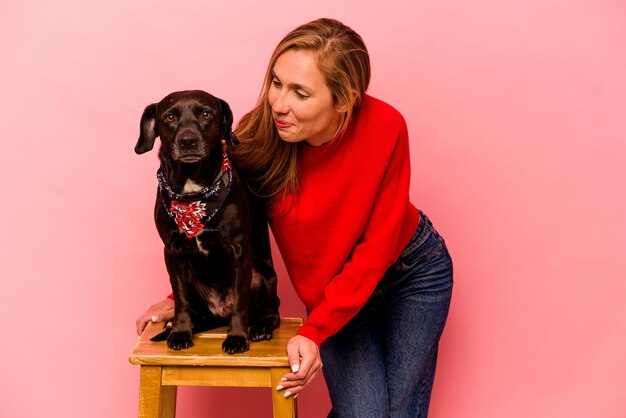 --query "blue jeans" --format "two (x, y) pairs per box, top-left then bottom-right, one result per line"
(320, 210), (453, 418)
